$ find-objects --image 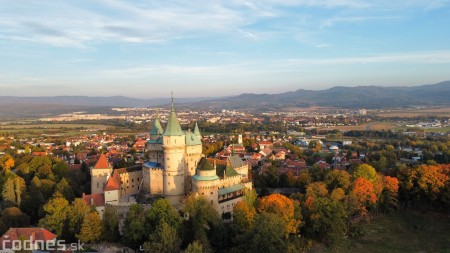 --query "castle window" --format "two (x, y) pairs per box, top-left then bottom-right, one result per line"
(211, 192), (213, 195)
(97, 182), (99, 188)
(211, 200), (213, 205)
(132, 179), (134, 182)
